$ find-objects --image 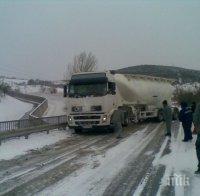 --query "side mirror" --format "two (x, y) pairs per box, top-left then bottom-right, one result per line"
(108, 82), (116, 95)
(63, 85), (68, 97)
